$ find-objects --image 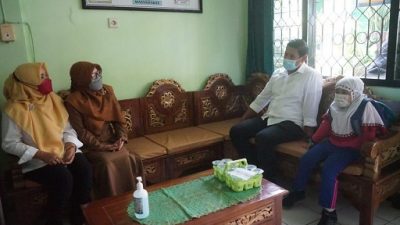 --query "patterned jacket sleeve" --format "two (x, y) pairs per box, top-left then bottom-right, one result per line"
(65, 102), (106, 150)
